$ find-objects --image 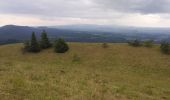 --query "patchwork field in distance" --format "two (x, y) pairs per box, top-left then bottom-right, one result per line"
(0, 43), (170, 100)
